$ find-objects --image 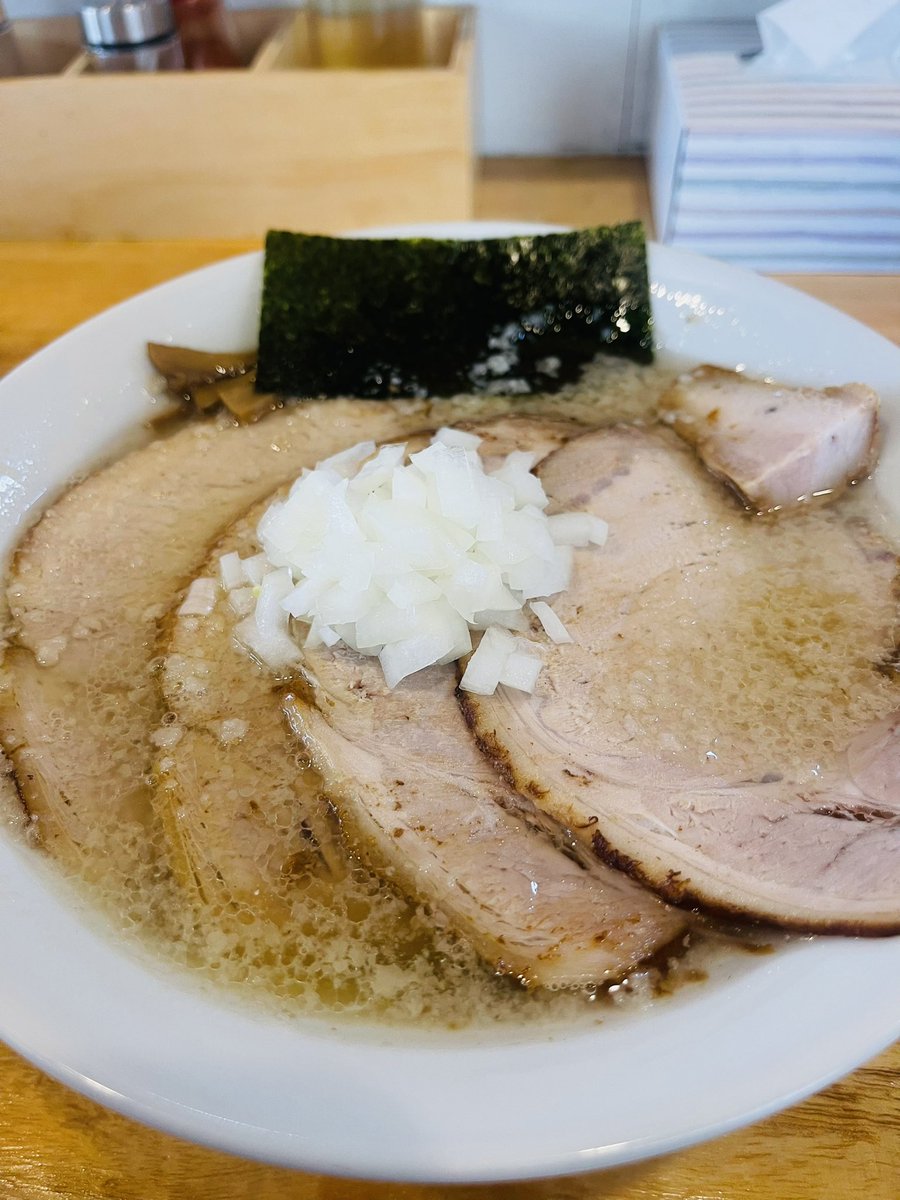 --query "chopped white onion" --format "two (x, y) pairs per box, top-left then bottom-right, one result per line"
(391, 464), (428, 506)
(386, 572), (443, 608)
(379, 605), (471, 689)
(246, 428), (607, 690)
(458, 627), (516, 696)
(433, 426), (483, 451)
(228, 586), (257, 617)
(233, 615), (300, 671)
(348, 444), (406, 496)
(254, 568), (294, 639)
(490, 451), (549, 510)
(471, 607), (529, 632)
(304, 617), (340, 650)
(218, 551), (244, 591)
(457, 628), (541, 695)
(530, 600), (574, 644)
(241, 553), (269, 586)
(178, 577), (218, 616)
(547, 512), (609, 547)
(318, 439), (376, 477)
(506, 543), (572, 601)
(498, 648), (543, 693)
